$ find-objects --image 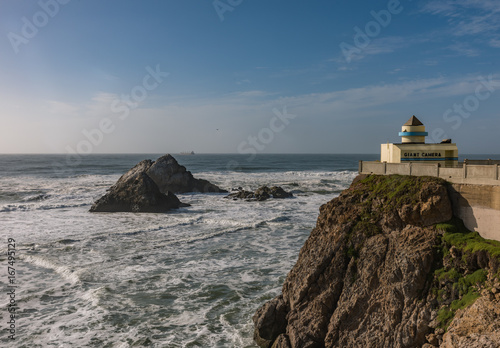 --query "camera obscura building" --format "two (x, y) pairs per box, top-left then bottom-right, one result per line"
(381, 116), (459, 167)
